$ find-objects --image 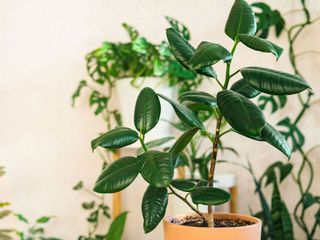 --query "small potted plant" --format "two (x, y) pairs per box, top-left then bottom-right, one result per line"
(90, 0), (311, 239)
